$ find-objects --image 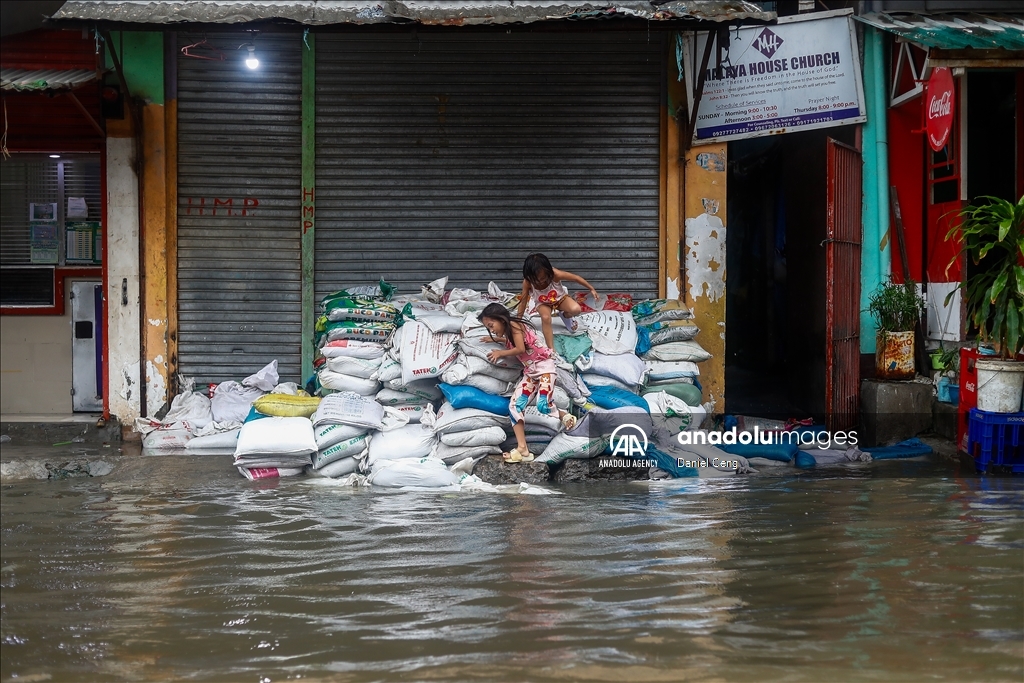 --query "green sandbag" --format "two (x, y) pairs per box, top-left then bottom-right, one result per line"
(643, 382), (702, 406)
(554, 333), (592, 363)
